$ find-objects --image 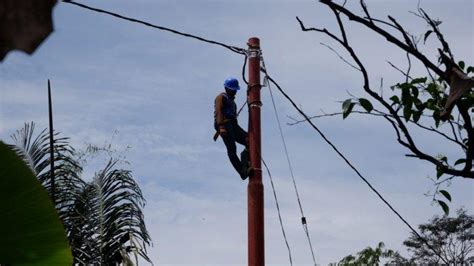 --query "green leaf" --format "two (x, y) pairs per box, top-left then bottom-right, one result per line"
(399, 82), (413, 90)
(411, 77), (427, 84)
(458, 61), (465, 70)
(439, 190), (452, 202)
(414, 99), (424, 111)
(454, 158), (466, 166)
(467, 66), (474, 73)
(403, 106), (412, 121)
(342, 99), (354, 119)
(436, 166), (444, 179)
(412, 111), (422, 123)
(343, 103), (355, 119)
(411, 87), (419, 99)
(389, 95), (400, 104)
(359, 98), (373, 113)
(423, 30), (433, 43)
(437, 200), (449, 216)
(0, 142), (72, 265)
(401, 87), (412, 106)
